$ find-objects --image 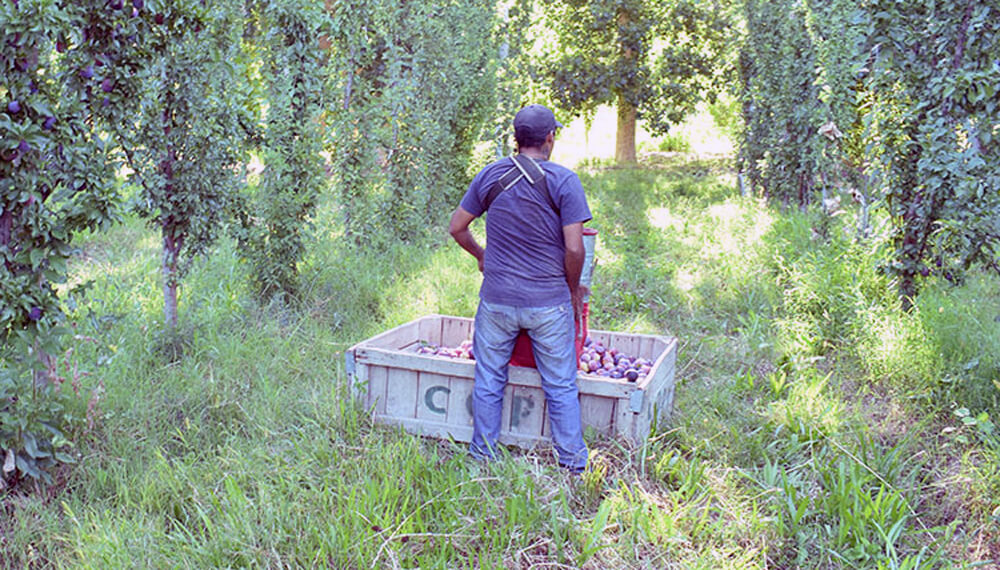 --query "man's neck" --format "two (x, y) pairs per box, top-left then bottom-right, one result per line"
(518, 148), (549, 161)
